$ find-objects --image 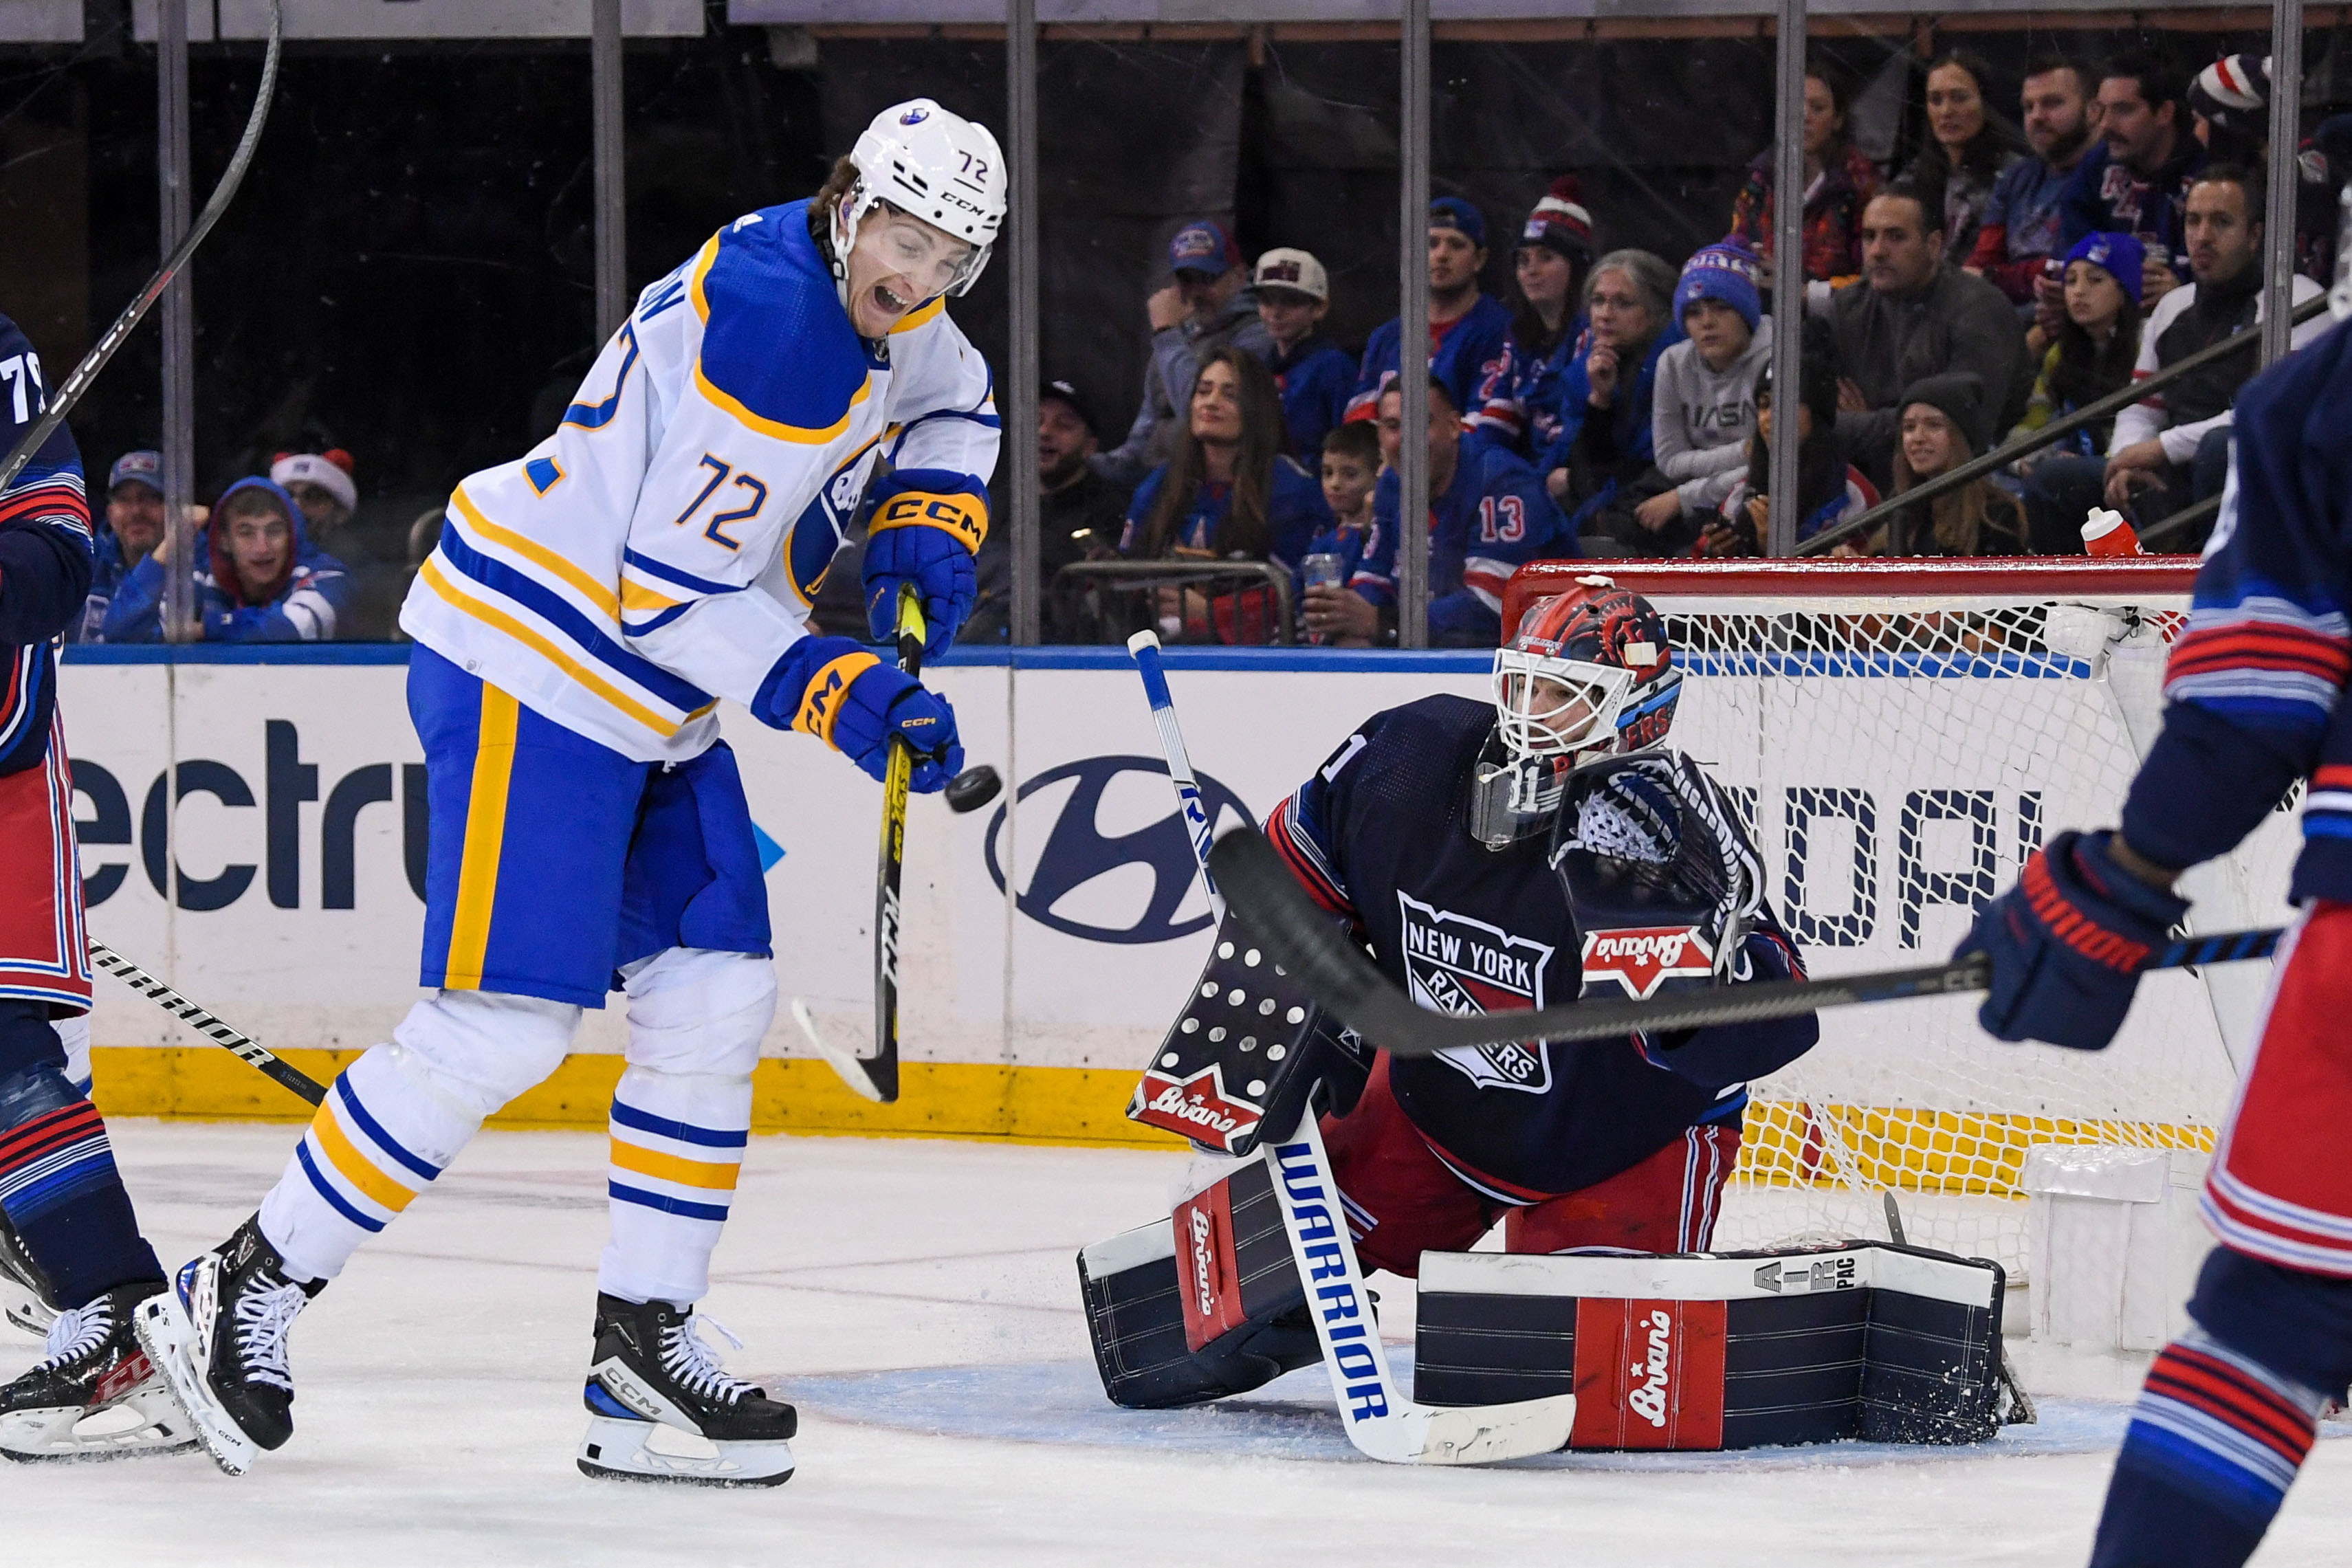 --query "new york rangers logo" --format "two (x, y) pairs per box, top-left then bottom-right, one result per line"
(1579, 925), (1716, 1000)
(1396, 892), (1557, 1094)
